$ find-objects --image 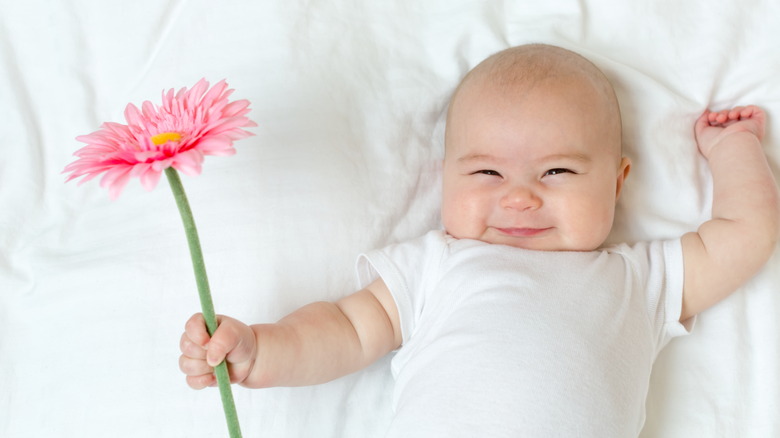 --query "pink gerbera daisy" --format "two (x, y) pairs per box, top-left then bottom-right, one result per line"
(64, 78), (257, 199)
